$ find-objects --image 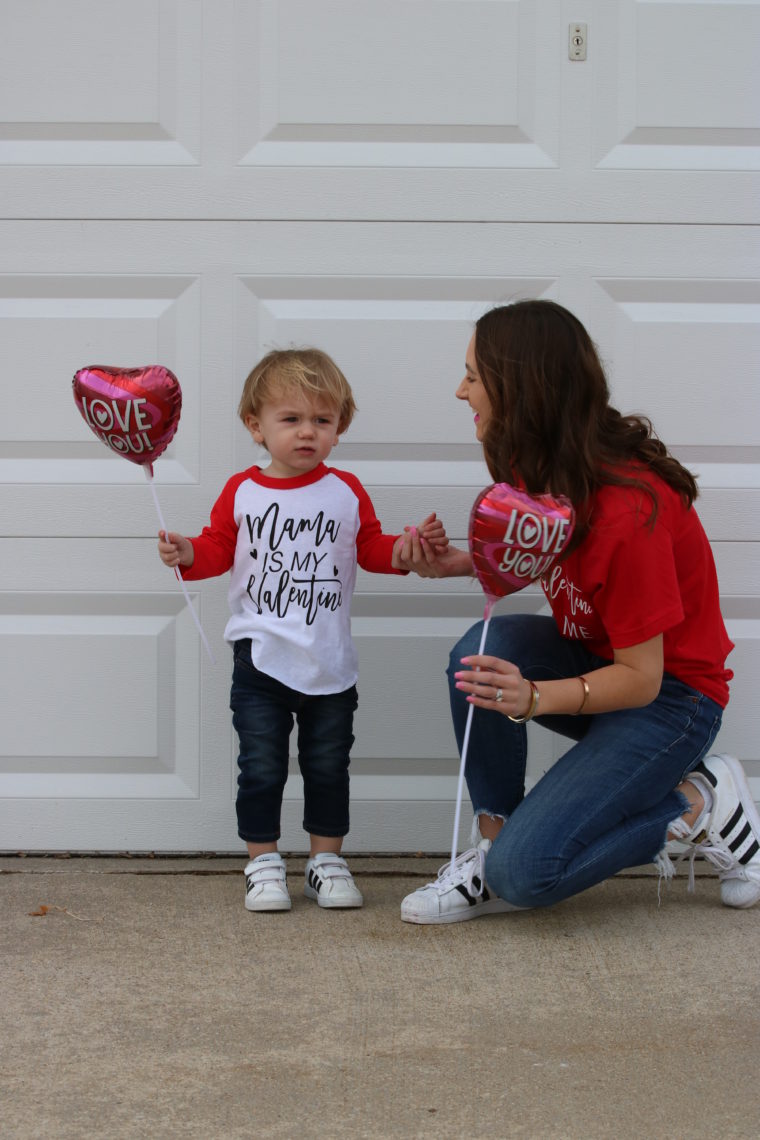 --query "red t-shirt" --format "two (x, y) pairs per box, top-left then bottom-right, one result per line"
(541, 476), (733, 707)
